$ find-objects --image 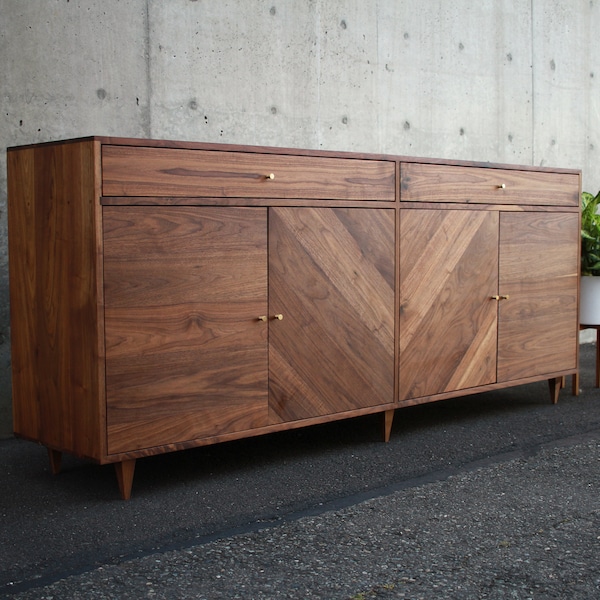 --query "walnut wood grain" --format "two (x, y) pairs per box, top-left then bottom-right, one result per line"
(268, 208), (395, 422)
(7, 135), (581, 499)
(103, 207), (269, 454)
(8, 140), (105, 459)
(497, 212), (579, 381)
(401, 163), (579, 207)
(102, 145), (395, 201)
(399, 209), (499, 400)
